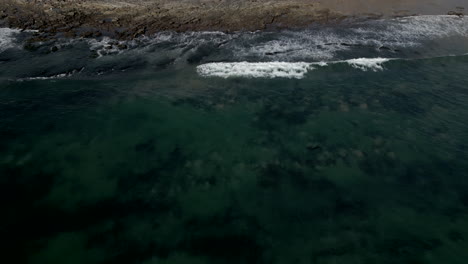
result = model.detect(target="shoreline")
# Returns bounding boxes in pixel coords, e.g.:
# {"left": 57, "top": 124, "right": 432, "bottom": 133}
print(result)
{"left": 1, "top": 0, "right": 346, "bottom": 40}
{"left": 0, "top": 0, "right": 465, "bottom": 42}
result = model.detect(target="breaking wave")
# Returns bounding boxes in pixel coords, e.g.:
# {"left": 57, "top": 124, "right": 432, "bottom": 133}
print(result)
{"left": 345, "top": 58, "right": 391, "bottom": 71}
{"left": 0, "top": 28, "right": 22, "bottom": 53}
{"left": 1, "top": 15, "right": 467, "bottom": 80}
{"left": 197, "top": 58, "right": 393, "bottom": 78}
{"left": 197, "top": 62, "right": 314, "bottom": 79}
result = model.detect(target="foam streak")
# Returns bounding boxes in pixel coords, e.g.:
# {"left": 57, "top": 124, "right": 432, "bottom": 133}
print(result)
{"left": 197, "top": 62, "right": 313, "bottom": 79}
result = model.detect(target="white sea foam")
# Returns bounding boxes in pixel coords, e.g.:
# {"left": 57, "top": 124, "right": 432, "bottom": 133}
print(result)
{"left": 231, "top": 15, "right": 468, "bottom": 61}
{"left": 197, "top": 57, "right": 393, "bottom": 78}
{"left": 234, "top": 30, "right": 346, "bottom": 61}
{"left": 17, "top": 73, "right": 70, "bottom": 81}
{"left": 197, "top": 62, "right": 314, "bottom": 79}
{"left": 345, "top": 58, "right": 391, "bottom": 71}
{"left": 0, "top": 28, "right": 21, "bottom": 53}
{"left": 88, "top": 37, "right": 128, "bottom": 58}
{"left": 313, "top": 61, "right": 329, "bottom": 67}
{"left": 393, "top": 15, "right": 468, "bottom": 38}
{"left": 17, "top": 68, "right": 83, "bottom": 81}
{"left": 352, "top": 15, "right": 468, "bottom": 48}
{"left": 79, "top": 15, "right": 467, "bottom": 64}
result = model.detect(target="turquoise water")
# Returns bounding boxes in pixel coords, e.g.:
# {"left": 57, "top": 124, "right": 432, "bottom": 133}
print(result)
{"left": 1, "top": 16, "right": 468, "bottom": 264}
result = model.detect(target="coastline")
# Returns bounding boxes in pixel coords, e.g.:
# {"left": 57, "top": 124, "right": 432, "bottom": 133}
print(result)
{"left": 1, "top": 0, "right": 345, "bottom": 40}
{"left": 0, "top": 0, "right": 465, "bottom": 42}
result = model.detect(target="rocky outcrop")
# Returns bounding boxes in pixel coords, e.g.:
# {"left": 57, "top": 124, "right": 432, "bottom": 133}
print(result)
{"left": 1, "top": 0, "right": 347, "bottom": 40}
{"left": 2, "top": 0, "right": 464, "bottom": 41}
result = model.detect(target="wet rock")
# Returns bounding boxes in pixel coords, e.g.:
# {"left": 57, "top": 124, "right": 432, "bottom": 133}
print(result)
{"left": 23, "top": 42, "right": 40, "bottom": 51}
{"left": 447, "top": 11, "right": 464, "bottom": 17}
{"left": 89, "top": 50, "right": 100, "bottom": 58}
{"left": 63, "top": 31, "right": 77, "bottom": 38}
{"left": 2, "top": 0, "right": 348, "bottom": 40}
{"left": 117, "top": 44, "right": 128, "bottom": 50}
{"left": 80, "top": 31, "right": 94, "bottom": 38}
{"left": 133, "top": 27, "right": 146, "bottom": 38}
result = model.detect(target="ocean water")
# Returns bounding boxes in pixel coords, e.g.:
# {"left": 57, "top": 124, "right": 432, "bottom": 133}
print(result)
{"left": 1, "top": 15, "right": 468, "bottom": 264}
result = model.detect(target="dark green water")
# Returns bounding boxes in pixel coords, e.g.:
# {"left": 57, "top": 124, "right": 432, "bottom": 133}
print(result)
{"left": 1, "top": 16, "right": 468, "bottom": 264}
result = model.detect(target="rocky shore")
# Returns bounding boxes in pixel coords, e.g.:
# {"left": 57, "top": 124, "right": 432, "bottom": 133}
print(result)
{"left": 0, "top": 0, "right": 465, "bottom": 41}
{"left": 1, "top": 0, "right": 347, "bottom": 39}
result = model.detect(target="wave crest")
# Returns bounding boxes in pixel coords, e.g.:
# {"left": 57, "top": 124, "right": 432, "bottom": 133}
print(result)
{"left": 197, "top": 58, "right": 392, "bottom": 78}
{"left": 345, "top": 58, "right": 391, "bottom": 71}
{"left": 197, "top": 62, "right": 313, "bottom": 79}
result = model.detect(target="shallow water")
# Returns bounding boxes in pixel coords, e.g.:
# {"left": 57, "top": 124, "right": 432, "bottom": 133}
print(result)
{"left": 1, "top": 15, "right": 468, "bottom": 264}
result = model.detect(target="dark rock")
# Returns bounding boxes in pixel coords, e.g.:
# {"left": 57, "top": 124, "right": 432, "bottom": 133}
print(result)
{"left": 23, "top": 42, "right": 39, "bottom": 51}
{"left": 63, "top": 30, "right": 77, "bottom": 38}
{"left": 117, "top": 44, "right": 128, "bottom": 50}
{"left": 447, "top": 11, "right": 464, "bottom": 17}
{"left": 80, "top": 31, "right": 94, "bottom": 38}
{"left": 379, "top": 46, "right": 391, "bottom": 50}
{"left": 133, "top": 27, "right": 146, "bottom": 38}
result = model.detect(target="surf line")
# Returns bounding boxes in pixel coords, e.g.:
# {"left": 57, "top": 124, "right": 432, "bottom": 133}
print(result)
{"left": 197, "top": 58, "right": 392, "bottom": 79}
